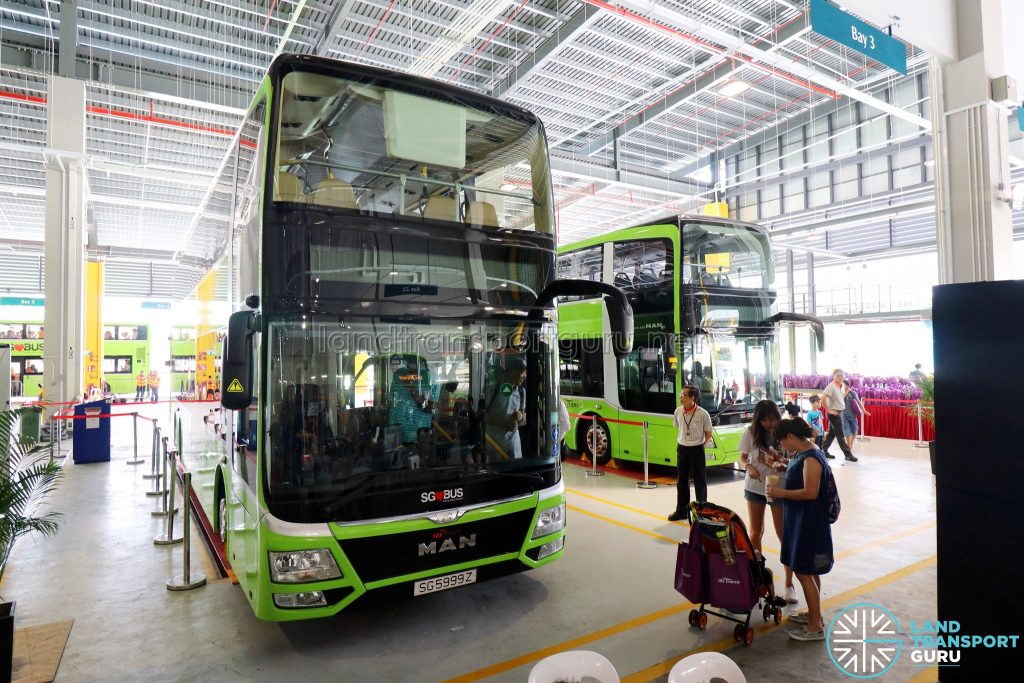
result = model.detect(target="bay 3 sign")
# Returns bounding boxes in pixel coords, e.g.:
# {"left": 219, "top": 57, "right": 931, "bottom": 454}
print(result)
{"left": 810, "top": 0, "right": 907, "bottom": 75}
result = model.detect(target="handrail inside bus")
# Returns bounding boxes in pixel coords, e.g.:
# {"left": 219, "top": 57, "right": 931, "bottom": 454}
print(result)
{"left": 279, "top": 158, "right": 534, "bottom": 203}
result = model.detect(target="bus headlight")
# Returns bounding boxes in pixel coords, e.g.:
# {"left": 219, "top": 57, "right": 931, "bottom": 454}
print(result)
{"left": 273, "top": 591, "right": 328, "bottom": 608}
{"left": 269, "top": 549, "right": 342, "bottom": 583}
{"left": 532, "top": 503, "right": 565, "bottom": 539}
{"left": 536, "top": 536, "right": 564, "bottom": 560}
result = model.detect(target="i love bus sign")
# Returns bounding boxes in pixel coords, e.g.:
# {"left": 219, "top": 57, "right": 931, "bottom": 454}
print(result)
{"left": 810, "top": 0, "right": 907, "bottom": 75}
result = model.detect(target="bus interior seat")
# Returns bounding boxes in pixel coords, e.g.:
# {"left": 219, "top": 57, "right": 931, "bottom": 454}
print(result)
{"left": 277, "top": 172, "right": 306, "bottom": 203}
{"left": 311, "top": 177, "right": 357, "bottom": 209}
{"left": 466, "top": 201, "right": 499, "bottom": 228}
{"left": 638, "top": 268, "right": 658, "bottom": 285}
{"left": 613, "top": 272, "right": 631, "bottom": 288}
{"left": 424, "top": 196, "right": 458, "bottom": 222}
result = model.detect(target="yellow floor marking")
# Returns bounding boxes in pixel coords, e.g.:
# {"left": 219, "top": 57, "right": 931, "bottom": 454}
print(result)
{"left": 568, "top": 487, "right": 690, "bottom": 528}
{"left": 568, "top": 505, "right": 678, "bottom": 544}
{"left": 444, "top": 554, "right": 937, "bottom": 683}
{"left": 620, "top": 555, "right": 938, "bottom": 683}
{"left": 835, "top": 520, "right": 936, "bottom": 560}
{"left": 440, "top": 602, "right": 696, "bottom": 683}
{"left": 568, "top": 488, "right": 781, "bottom": 555}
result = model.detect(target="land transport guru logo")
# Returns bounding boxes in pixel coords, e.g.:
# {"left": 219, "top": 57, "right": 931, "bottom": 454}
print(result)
{"left": 827, "top": 603, "right": 903, "bottom": 678}
{"left": 827, "top": 602, "right": 1021, "bottom": 678}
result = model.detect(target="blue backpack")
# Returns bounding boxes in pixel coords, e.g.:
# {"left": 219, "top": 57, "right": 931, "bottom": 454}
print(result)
{"left": 823, "top": 462, "right": 841, "bottom": 524}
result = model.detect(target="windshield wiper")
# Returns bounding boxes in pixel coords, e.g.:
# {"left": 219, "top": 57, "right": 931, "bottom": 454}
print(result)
{"left": 322, "top": 473, "right": 375, "bottom": 517}
{"left": 454, "top": 469, "right": 546, "bottom": 488}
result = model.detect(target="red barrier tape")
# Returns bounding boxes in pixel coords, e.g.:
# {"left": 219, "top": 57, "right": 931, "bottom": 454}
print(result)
{"left": 52, "top": 412, "right": 144, "bottom": 420}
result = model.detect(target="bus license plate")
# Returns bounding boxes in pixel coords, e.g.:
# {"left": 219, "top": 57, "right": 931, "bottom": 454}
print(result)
{"left": 413, "top": 569, "right": 477, "bottom": 596}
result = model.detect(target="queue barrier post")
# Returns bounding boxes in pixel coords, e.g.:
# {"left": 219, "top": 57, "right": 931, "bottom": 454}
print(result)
{"left": 127, "top": 412, "right": 145, "bottom": 464}
{"left": 856, "top": 406, "right": 871, "bottom": 442}
{"left": 154, "top": 449, "right": 183, "bottom": 545}
{"left": 53, "top": 411, "right": 66, "bottom": 460}
{"left": 143, "top": 420, "right": 161, "bottom": 480}
{"left": 146, "top": 434, "right": 169, "bottom": 498}
{"left": 151, "top": 435, "right": 179, "bottom": 516}
{"left": 585, "top": 414, "right": 603, "bottom": 478}
{"left": 636, "top": 420, "right": 657, "bottom": 489}
{"left": 913, "top": 402, "right": 929, "bottom": 449}
{"left": 167, "top": 470, "right": 207, "bottom": 591}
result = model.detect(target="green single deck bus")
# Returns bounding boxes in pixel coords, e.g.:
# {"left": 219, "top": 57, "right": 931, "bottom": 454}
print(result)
{"left": 102, "top": 323, "right": 150, "bottom": 395}
{"left": 170, "top": 325, "right": 197, "bottom": 396}
{"left": 557, "top": 216, "right": 821, "bottom": 468}
{"left": 179, "top": 55, "right": 630, "bottom": 621}
{"left": 0, "top": 322, "right": 45, "bottom": 398}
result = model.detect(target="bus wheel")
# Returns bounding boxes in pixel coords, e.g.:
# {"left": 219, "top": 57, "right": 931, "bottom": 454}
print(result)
{"left": 217, "top": 492, "right": 228, "bottom": 545}
{"left": 580, "top": 418, "right": 611, "bottom": 466}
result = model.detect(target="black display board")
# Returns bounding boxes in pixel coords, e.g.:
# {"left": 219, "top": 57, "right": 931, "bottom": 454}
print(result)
{"left": 933, "top": 280, "right": 1024, "bottom": 680}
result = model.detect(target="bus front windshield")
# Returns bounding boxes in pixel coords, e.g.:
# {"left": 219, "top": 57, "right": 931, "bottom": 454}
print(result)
{"left": 273, "top": 69, "right": 554, "bottom": 233}
{"left": 685, "top": 333, "right": 781, "bottom": 413}
{"left": 264, "top": 317, "right": 558, "bottom": 521}
{"left": 682, "top": 222, "right": 774, "bottom": 289}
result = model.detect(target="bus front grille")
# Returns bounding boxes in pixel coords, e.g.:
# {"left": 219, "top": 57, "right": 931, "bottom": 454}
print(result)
{"left": 337, "top": 509, "right": 535, "bottom": 583}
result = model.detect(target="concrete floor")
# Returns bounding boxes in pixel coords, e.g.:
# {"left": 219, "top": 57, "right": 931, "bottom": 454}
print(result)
{"left": 3, "top": 405, "right": 938, "bottom": 682}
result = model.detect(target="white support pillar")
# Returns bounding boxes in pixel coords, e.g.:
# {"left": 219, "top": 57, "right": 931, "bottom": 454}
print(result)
{"left": 933, "top": 0, "right": 1015, "bottom": 284}
{"left": 43, "top": 75, "right": 87, "bottom": 406}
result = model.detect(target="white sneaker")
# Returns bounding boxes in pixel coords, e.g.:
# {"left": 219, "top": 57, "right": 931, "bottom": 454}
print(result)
{"left": 784, "top": 585, "right": 799, "bottom": 604}
{"left": 788, "top": 610, "right": 810, "bottom": 624}
{"left": 788, "top": 626, "right": 826, "bottom": 641}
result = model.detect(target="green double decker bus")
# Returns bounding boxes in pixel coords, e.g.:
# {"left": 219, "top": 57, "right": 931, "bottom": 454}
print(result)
{"left": 102, "top": 323, "right": 150, "bottom": 395}
{"left": 181, "top": 55, "right": 630, "bottom": 621}
{"left": 170, "top": 325, "right": 197, "bottom": 396}
{"left": 1, "top": 321, "right": 45, "bottom": 398}
{"left": 557, "top": 216, "right": 821, "bottom": 468}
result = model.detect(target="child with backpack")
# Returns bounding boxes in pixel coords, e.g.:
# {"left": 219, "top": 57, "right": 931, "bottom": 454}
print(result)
{"left": 765, "top": 417, "right": 839, "bottom": 642}
{"left": 806, "top": 395, "right": 825, "bottom": 450}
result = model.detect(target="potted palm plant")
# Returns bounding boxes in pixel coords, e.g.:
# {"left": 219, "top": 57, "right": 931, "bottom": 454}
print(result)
{"left": 908, "top": 375, "right": 935, "bottom": 474}
{"left": 0, "top": 406, "right": 63, "bottom": 681}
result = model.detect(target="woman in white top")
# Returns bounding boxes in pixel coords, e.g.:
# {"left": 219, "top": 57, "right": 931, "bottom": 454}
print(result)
{"left": 739, "top": 399, "right": 797, "bottom": 604}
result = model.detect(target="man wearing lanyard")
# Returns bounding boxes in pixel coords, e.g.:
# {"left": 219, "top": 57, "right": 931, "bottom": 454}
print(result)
{"left": 668, "top": 385, "right": 713, "bottom": 522}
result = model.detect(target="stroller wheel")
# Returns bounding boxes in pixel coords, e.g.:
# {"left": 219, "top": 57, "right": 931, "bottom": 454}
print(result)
{"left": 743, "top": 626, "right": 755, "bottom": 645}
{"left": 762, "top": 604, "right": 772, "bottom": 622}
{"left": 733, "top": 624, "right": 745, "bottom": 642}
{"left": 688, "top": 609, "right": 699, "bottom": 627}
{"left": 698, "top": 612, "right": 708, "bottom": 630}
{"left": 773, "top": 606, "right": 783, "bottom": 625}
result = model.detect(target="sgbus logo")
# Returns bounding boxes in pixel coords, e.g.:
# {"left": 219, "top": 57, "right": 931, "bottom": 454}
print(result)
{"left": 421, "top": 487, "right": 464, "bottom": 504}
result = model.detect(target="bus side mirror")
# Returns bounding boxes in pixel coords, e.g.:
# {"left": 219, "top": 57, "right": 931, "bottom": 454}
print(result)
{"left": 760, "top": 312, "right": 825, "bottom": 352}
{"left": 533, "top": 279, "right": 634, "bottom": 359}
{"left": 221, "top": 310, "right": 257, "bottom": 411}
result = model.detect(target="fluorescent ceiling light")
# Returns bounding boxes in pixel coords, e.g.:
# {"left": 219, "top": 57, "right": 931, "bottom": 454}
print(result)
{"left": 718, "top": 80, "right": 751, "bottom": 98}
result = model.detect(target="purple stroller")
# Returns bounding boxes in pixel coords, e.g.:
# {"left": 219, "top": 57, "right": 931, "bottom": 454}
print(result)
{"left": 674, "top": 501, "right": 784, "bottom": 645}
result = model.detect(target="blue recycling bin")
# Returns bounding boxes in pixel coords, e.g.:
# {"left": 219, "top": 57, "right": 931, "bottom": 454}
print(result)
{"left": 73, "top": 399, "right": 111, "bottom": 464}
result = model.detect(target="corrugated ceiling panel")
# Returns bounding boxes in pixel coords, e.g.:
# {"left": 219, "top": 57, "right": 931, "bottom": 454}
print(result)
{"left": 0, "top": 253, "right": 44, "bottom": 294}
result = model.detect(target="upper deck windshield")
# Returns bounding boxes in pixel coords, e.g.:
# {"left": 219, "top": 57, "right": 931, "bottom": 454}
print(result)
{"left": 263, "top": 317, "right": 559, "bottom": 523}
{"left": 681, "top": 221, "right": 774, "bottom": 290}
{"left": 273, "top": 68, "right": 553, "bottom": 233}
